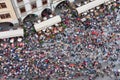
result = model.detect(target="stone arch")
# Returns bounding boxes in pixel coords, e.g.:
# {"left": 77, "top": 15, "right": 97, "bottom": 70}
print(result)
{"left": 54, "top": 0, "right": 69, "bottom": 14}
{"left": 53, "top": 0, "right": 66, "bottom": 10}
{"left": 0, "top": 22, "right": 14, "bottom": 31}
{"left": 41, "top": 8, "right": 52, "bottom": 18}
{"left": 23, "top": 14, "right": 38, "bottom": 24}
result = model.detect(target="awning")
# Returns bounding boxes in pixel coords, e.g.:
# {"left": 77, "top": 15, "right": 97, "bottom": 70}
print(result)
{"left": 34, "top": 15, "right": 61, "bottom": 32}
{"left": 76, "top": 0, "right": 110, "bottom": 14}
{"left": 0, "top": 28, "right": 24, "bottom": 39}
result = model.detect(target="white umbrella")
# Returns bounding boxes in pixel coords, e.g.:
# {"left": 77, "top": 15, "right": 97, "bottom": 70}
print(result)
{"left": 84, "top": 2, "right": 87, "bottom": 4}
{"left": 1, "top": 43, "right": 3, "bottom": 46}
{"left": 49, "top": 26, "right": 52, "bottom": 29}
{"left": 10, "top": 39, "right": 14, "bottom": 43}
{"left": 77, "top": 3, "right": 81, "bottom": 7}
{"left": 108, "top": 1, "right": 111, "bottom": 4}
{"left": 81, "top": 18, "right": 86, "bottom": 22}
{"left": 49, "top": 15, "right": 53, "bottom": 18}
{"left": 96, "top": 6, "right": 100, "bottom": 9}
{"left": 96, "top": 17, "right": 99, "bottom": 19}
{"left": 38, "top": 20, "right": 41, "bottom": 23}
{"left": 55, "top": 24, "right": 59, "bottom": 27}
{"left": 18, "top": 38, "right": 22, "bottom": 42}
{"left": 43, "top": 17, "right": 47, "bottom": 20}
{"left": 42, "top": 29, "right": 46, "bottom": 32}
{"left": 118, "top": 69, "right": 120, "bottom": 72}
{"left": 90, "top": 9, "right": 94, "bottom": 12}
{"left": 84, "top": 12, "right": 87, "bottom": 15}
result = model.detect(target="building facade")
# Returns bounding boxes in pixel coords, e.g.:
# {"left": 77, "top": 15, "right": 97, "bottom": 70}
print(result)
{"left": 11, "top": 0, "right": 74, "bottom": 21}
{"left": 0, "top": 0, "right": 75, "bottom": 25}
{"left": 0, "top": 0, "right": 112, "bottom": 24}
{"left": 0, "top": 0, "right": 18, "bottom": 23}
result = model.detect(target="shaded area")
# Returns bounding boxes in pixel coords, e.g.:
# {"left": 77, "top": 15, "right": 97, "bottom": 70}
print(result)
{"left": 74, "top": 0, "right": 93, "bottom": 7}
{"left": 0, "top": 22, "right": 14, "bottom": 31}
{"left": 23, "top": 14, "right": 38, "bottom": 25}
{"left": 41, "top": 8, "right": 52, "bottom": 18}
{"left": 54, "top": 1, "right": 70, "bottom": 15}
{"left": 74, "top": 0, "right": 85, "bottom": 3}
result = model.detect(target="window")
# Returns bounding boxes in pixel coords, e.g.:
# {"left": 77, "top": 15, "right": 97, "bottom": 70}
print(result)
{"left": 6, "top": 13, "right": 11, "bottom": 18}
{"left": 42, "top": 0, "right": 48, "bottom": 5}
{"left": 0, "top": 3, "right": 7, "bottom": 9}
{"left": 31, "top": 2, "right": 37, "bottom": 9}
{"left": 0, "top": 14, "right": 4, "bottom": 19}
{"left": 0, "top": 13, "right": 11, "bottom": 19}
{"left": 17, "top": 0, "right": 23, "bottom": 3}
{"left": 20, "top": 6, "right": 26, "bottom": 13}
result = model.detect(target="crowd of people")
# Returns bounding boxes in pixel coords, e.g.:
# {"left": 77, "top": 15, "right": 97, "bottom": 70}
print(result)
{"left": 0, "top": 0, "right": 120, "bottom": 80}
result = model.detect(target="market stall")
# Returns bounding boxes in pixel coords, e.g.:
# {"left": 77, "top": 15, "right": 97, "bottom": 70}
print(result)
{"left": 76, "top": 0, "right": 110, "bottom": 14}
{"left": 34, "top": 15, "right": 61, "bottom": 32}
{"left": 0, "top": 28, "right": 24, "bottom": 39}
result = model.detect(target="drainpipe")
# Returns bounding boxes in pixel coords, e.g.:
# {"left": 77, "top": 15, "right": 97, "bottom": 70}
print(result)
{"left": 11, "top": 0, "right": 24, "bottom": 27}
{"left": 50, "top": 0, "right": 54, "bottom": 11}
